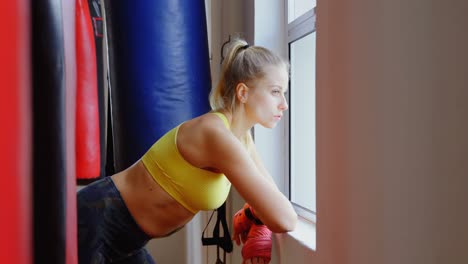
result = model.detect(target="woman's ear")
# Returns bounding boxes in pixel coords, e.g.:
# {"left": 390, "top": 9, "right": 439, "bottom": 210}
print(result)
{"left": 236, "top": 83, "right": 249, "bottom": 103}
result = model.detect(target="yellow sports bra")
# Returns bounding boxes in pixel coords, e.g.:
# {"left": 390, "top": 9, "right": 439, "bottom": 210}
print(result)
{"left": 141, "top": 112, "right": 232, "bottom": 214}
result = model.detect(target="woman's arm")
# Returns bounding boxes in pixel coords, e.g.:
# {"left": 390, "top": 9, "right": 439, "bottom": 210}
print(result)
{"left": 204, "top": 125, "right": 297, "bottom": 233}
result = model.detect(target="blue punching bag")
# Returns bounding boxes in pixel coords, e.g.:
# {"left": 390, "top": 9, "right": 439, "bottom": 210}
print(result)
{"left": 104, "top": 0, "right": 211, "bottom": 172}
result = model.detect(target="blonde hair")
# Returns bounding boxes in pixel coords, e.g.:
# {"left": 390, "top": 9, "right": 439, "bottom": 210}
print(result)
{"left": 209, "top": 38, "right": 288, "bottom": 149}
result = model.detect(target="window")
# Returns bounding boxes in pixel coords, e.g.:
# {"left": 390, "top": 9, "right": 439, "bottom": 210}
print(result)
{"left": 286, "top": 2, "right": 316, "bottom": 221}
{"left": 288, "top": 0, "right": 316, "bottom": 23}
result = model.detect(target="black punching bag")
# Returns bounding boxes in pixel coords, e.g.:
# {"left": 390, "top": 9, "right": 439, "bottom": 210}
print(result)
{"left": 32, "top": 0, "right": 78, "bottom": 263}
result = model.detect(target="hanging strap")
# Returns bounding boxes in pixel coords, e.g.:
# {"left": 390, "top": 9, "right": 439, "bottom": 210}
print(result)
{"left": 201, "top": 202, "right": 233, "bottom": 253}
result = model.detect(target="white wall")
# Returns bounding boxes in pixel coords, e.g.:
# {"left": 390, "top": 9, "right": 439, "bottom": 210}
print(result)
{"left": 251, "top": 0, "right": 288, "bottom": 194}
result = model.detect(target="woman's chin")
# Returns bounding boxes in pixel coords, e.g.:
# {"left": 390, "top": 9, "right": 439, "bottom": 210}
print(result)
{"left": 260, "top": 122, "right": 278, "bottom": 129}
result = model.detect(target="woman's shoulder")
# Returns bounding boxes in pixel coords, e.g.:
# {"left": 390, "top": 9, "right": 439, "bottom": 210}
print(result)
{"left": 176, "top": 112, "right": 236, "bottom": 168}
{"left": 185, "top": 112, "right": 229, "bottom": 133}
{"left": 178, "top": 112, "right": 232, "bottom": 147}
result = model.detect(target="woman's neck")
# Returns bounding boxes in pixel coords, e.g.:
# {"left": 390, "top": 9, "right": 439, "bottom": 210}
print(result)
{"left": 218, "top": 108, "right": 254, "bottom": 140}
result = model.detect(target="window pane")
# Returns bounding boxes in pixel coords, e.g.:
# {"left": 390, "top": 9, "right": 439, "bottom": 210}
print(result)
{"left": 290, "top": 32, "right": 316, "bottom": 212}
{"left": 288, "top": 0, "right": 315, "bottom": 23}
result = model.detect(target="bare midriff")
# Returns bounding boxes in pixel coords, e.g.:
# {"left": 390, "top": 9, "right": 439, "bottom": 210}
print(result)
{"left": 111, "top": 161, "right": 195, "bottom": 238}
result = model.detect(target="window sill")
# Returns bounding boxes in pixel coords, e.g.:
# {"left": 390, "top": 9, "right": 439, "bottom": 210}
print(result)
{"left": 273, "top": 217, "right": 316, "bottom": 263}
{"left": 289, "top": 217, "right": 316, "bottom": 250}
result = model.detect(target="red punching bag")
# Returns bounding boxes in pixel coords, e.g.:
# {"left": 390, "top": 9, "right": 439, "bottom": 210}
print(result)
{"left": 0, "top": 0, "right": 32, "bottom": 263}
{"left": 76, "top": 0, "right": 101, "bottom": 180}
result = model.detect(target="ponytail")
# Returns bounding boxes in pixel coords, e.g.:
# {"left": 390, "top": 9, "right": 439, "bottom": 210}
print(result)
{"left": 209, "top": 39, "right": 249, "bottom": 111}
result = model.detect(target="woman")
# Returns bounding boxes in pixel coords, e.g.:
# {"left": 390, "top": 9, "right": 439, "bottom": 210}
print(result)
{"left": 78, "top": 38, "right": 297, "bottom": 264}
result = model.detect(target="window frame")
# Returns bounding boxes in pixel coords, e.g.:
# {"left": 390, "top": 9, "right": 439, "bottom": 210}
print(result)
{"left": 285, "top": 6, "right": 317, "bottom": 222}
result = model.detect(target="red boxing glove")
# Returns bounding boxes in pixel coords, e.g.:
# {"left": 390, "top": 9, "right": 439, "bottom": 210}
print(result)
{"left": 241, "top": 224, "right": 273, "bottom": 263}
{"left": 233, "top": 204, "right": 253, "bottom": 245}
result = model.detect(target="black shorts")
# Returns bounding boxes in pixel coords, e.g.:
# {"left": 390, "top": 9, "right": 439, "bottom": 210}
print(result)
{"left": 77, "top": 177, "right": 155, "bottom": 264}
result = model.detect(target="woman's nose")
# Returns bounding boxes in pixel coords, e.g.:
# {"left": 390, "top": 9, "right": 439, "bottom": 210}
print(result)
{"left": 279, "top": 95, "right": 288, "bottom": 111}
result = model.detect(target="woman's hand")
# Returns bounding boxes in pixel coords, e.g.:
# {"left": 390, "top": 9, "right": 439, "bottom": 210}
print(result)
{"left": 241, "top": 224, "right": 272, "bottom": 264}
{"left": 243, "top": 257, "right": 270, "bottom": 264}
{"left": 232, "top": 204, "right": 253, "bottom": 245}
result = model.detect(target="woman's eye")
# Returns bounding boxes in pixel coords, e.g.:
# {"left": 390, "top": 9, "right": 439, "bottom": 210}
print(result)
{"left": 272, "top": 90, "right": 281, "bottom": 94}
